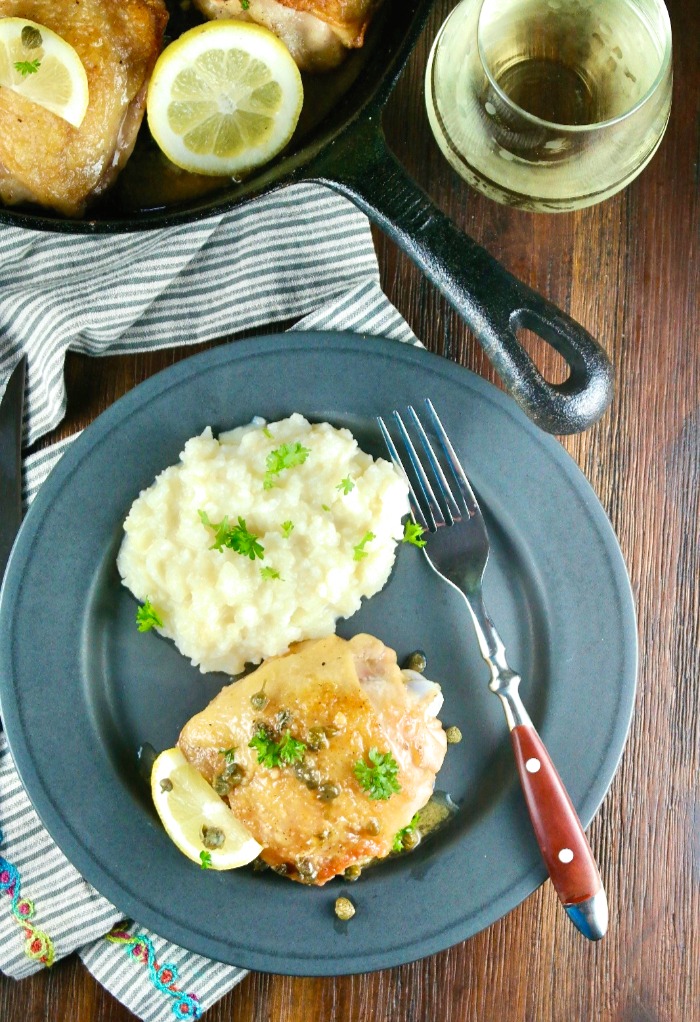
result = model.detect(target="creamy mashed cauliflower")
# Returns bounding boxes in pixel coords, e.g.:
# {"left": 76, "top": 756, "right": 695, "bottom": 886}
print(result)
{"left": 118, "top": 414, "right": 410, "bottom": 675}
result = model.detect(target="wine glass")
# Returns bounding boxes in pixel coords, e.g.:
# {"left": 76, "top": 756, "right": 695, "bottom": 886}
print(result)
{"left": 425, "top": 0, "right": 673, "bottom": 211}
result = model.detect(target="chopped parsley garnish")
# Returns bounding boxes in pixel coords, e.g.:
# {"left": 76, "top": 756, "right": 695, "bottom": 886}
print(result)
{"left": 199, "top": 510, "right": 264, "bottom": 560}
{"left": 403, "top": 521, "right": 427, "bottom": 548}
{"left": 354, "top": 748, "right": 401, "bottom": 800}
{"left": 199, "top": 850, "right": 212, "bottom": 870}
{"left": 262, "top": 426, "right": 273, "bottom": 439}
{"left": 249, "top": 728, "right": 306, "bottom": 768}
{"left": 281, "top": 520, "right": 294, "bottom": 537}
{"left": 278, "top": 731, "right": 306, "bottom": 765}
{"left": 219, "top": 747, "right": 236, "bottom": 768}
{"left": 14, "top": 59, "right": 40, "bottom": 76}
{"left": 260, "top": 566, "right": 282, "bottom": 581}
{"left": 336, "top": 477, "right": 355, "bottom": 495}
{"left": 392, "top": 813, "right": 420, "bottom": 853}
{"left": 321, "top": 504, "right": 331, "bottom": 512}
{"left": 136, "top": 599, "right": 163, "bottom": 632}
{"left": 353, "top": 531, "right": 375, "bottom": 560}
{"left": 240, "top": 0, "right": 250, "bottom": 8}
{"left": 263, "top": 442, "right": 310, "bottom": 489}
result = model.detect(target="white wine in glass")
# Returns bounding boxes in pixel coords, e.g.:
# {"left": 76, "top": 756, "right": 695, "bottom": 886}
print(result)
{"left": 425, "top": 0, "right": 673, "bottom": 211}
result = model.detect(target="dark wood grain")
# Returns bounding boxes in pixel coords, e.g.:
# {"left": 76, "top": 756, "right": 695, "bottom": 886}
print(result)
{"left": 3, "top": 0, "right": 699, "bottom": 1018}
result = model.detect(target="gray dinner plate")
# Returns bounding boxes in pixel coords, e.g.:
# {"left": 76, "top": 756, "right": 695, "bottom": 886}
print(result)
{"left": 0, "top": 333, "right": 637, "bottom": 974}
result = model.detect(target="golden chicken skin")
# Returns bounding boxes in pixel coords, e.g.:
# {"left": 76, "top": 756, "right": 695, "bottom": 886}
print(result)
{"left": 193, "top": 0, "right": 381, "bottom": 72}
{"left": 0, "top": 0, "right": 168, "bottom": 216}
{"left": 178, "top": 634, "right": 448, "bottom": 884}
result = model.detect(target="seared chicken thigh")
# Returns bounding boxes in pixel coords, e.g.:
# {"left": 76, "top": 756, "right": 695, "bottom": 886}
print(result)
{"left": 0, "top": 0, "right": 168, "bottom": 215}
{"left": 193, "top": 0, "right": 379, "bottom": 71}
{"left": 179, "top": 634, "right": 448, "bottom": 884}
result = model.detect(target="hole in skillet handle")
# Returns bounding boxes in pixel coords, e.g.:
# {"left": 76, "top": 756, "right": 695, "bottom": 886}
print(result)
{"left": 513, "top": 326, "right": 570, "bottom": 386}
{"left": 505, "top": 305, "right": 615, "bottom": 435}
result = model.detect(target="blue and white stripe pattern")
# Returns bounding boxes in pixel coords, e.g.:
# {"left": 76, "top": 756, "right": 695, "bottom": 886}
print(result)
{"left": 0, "top": 183, "right": 380, "bottom": 447}
{"left": 0, "top": 188, "right": 418, "bottom": 1020}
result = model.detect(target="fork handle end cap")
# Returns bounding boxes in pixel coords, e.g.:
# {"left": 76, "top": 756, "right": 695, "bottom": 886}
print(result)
{"left": 564, "top": 887, "right": 608, "bottom": 941}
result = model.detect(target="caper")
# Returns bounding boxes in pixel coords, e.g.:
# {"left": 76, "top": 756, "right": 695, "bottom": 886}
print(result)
{"left": 403, "top": 650, "right": 427, "bottom": 673}
{"left": 307, "top": 726, "right": 330, "bottom": 751}
{"left": 201, "top": 825, "right": 225, "bottom": 850}
{"left": 343, "top": 864, "right": 362, "bottom": 882}
{"left": 296, "top": 858, "right": 318, "bottom": 882}
{"left": 402, "top": 829, "right": 421, "bottom": 851}
{"left": 275, "top": 708, "right": 292, "bottom": 731}
{"left": 445, "top": 725, "right": 463, "bottom": 744}
{"left": 364, "top": 817, "right": 381, "bottom": 836}
{"left": 250, "top": 690, "right": 269, "bottom": 711}
{"left": 318, "top": 781, "right": 340, "bottom": 801}
{"left": 214, "top": 762, "right": 244, "bottom": 795}
{"left": 271, "top": 863, "right": 289, "bottom": 876}
{"left": 294, "top": 763, "right": 321, "bottom": 790}
{"left": 334, "top": 896, "right": 355, "bottom": 921}
{"left": 21, "top": 25, "right": 42, "bottom": 49}
{"left": 225, "top": 762, "right": 244, "bottom": 785}
{"left": 252, "top": 856, "right": 270, "bottom": 872}
{"left": 212, "top": 774, "right": 231, "bottom": 796}
{"left": 159, "top": 777, "right": 173, "bottom": 793}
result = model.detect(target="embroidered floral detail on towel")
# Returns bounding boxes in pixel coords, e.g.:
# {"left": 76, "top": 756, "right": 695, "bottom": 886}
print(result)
{"left": 0, "top": 829, "right": 55, "bottom": 967}
{"left": 106, "top": 926, "right": 202, "bottom": 1019}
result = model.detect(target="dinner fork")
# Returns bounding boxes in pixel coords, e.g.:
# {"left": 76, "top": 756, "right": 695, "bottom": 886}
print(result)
{"left": 378, "top": 400, "right": 608, "bottom": 941}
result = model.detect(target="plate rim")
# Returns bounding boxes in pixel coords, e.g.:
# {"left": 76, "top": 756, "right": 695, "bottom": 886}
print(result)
{"left": 0, "top": 332, "right": 638, "bottom": 973}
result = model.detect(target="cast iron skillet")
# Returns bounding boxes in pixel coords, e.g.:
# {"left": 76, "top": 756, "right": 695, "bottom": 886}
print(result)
{"left": 0, "top": 0, "right": 613, "bottom": 435}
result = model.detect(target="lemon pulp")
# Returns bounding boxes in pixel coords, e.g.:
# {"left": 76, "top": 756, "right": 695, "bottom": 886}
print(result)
{"left": 147, "top": 22, "right": 303, "bottom": 176}
{"left": 151, "top": 747, "right": 262, "bottom": 870}
{"left": 0, "top": 18, "right": 88, "bottom": 127}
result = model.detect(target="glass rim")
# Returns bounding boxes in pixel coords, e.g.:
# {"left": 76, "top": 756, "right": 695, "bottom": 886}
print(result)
{"left": 475, "top": 0, "right": 673, "bottom": 133}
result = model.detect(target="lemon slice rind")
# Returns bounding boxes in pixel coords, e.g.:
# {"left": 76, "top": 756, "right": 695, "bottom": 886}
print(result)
{"left": 151, "top": 747, "right": 262, "bottom": 870}
{"left": 146, "top": 21, "right": 303, "bottom": 177}
{"left": 0, "top": 18, "right": 88, "bottom": 128}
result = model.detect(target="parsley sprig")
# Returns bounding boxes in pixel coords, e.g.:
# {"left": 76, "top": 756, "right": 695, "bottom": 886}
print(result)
{"left": 354, "top": 748, "right": 401, "bottom": 800}
{"left": 281, "top": 520, "right": 294, "bottom": 537}
{"left": 402, "top": 521, "right": 427, "bottom": 548}
{"left": 249, "top": 728, "right": 306, "bottom": 768}
{"left": 199, "top": 850, "right": 212, "bottom": 870}
{"left": 392, "top": 813, "right": 420, "bottom": 853}
{"left": 219, "top": 746, "right": 237, "bottom": 768}
{"left": 353, "top": 531, "right": 375, "bottom": 561}
{"left": 336, "top": 477, "right": 355, "bottom": 495}
{"left": 14, "top": 59, "right": 40, "bottom": 76}
{"left": 199, "top": 511, "right": 265, "bottom": 560}
{"left": 136, "top": 599, "right": 163, "bottom": 632}
{"left": 263, "top": 442, "right": 310, "bottom": 489}
{"left": 260, "top": 566, "right": 282, "bottom": 581}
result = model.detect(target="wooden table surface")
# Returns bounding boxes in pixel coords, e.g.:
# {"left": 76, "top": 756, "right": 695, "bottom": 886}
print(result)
{"left": 2, "top": 0, "right": 698, "bottom": 1019}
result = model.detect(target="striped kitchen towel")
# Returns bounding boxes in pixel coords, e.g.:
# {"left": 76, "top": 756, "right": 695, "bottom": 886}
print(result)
{"left": 0, "top": 182, "right": 380, "bottom": 447}
{"left": 0, "top": 197, "right": 419, "bottom": 1021}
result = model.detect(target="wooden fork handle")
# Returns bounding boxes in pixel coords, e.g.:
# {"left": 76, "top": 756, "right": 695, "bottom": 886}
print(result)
{"left": 510, "top": 724, "right": 608, "bottom": 937}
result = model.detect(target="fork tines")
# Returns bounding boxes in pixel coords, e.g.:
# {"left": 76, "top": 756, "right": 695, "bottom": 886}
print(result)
{"left": 377, "top": 399, "right": 479, "bottom": 533}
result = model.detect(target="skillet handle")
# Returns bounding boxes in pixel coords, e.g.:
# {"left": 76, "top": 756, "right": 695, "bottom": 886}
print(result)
{"left": 307, "top": 118, "right": 613, "bottom": 435}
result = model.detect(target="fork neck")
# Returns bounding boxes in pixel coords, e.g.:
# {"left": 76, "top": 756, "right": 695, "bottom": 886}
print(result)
{"left": 466, "top": 589, "right": 533, "bottom": 730}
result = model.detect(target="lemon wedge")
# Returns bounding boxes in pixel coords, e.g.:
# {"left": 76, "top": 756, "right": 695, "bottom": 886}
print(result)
{"left": 151, "top": 747, "right": 262, "bottom": 870}
{"left": 146, "top": 21, "right": 303, "bottom": 176}
{"left": 0, "top": 18, "right": 89, "bottom": 128}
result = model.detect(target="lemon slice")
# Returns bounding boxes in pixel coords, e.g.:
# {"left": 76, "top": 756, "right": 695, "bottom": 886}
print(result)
{"left": 0, "top": 18, "right": 89, "bottom": 128}
{"left": 151, "top": 747, "right": 262, "bottom": 870}
{"left": 146, "top": 21, "right": 303, "bottom": 176}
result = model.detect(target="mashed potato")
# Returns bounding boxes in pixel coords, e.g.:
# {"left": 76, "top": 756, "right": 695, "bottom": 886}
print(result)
{"left": 118, "top": 414, "right": 410, "bottom": 675}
